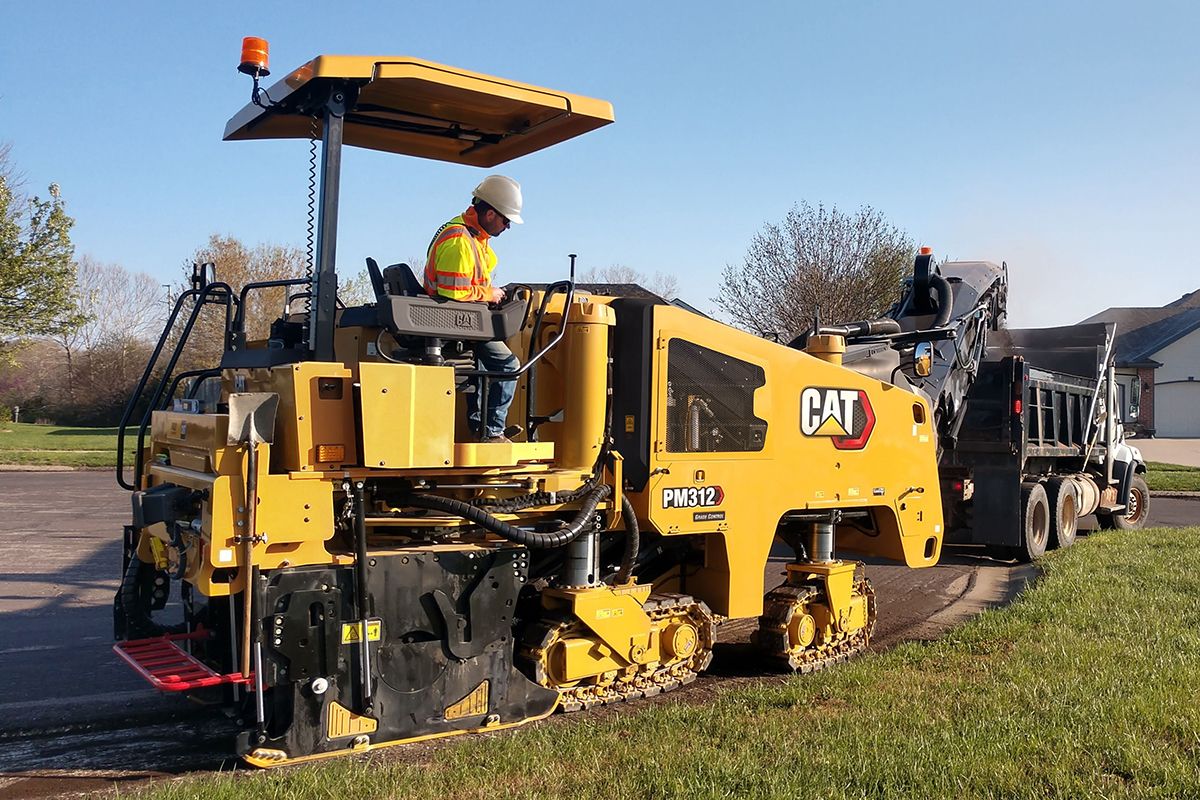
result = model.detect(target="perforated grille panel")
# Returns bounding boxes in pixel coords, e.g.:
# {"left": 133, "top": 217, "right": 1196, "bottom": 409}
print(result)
{"left": 407, "top": 305, "right": 486, "bottom": 333}
{"left": 666, "top": 339, "right": 767, "bottom": 452}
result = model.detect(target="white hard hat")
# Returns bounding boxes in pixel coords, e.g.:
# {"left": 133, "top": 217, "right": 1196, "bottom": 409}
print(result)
{"left": 472, "top": 174, "right": 523, "bottom": 224}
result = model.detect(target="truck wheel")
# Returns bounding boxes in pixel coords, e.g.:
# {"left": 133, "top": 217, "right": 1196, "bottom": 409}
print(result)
{"left": 1046, "top": 478, "right": 1078, "bottom": 549}
{"left": 1110, "top": 474, "right": 1150, "bottom": 531}
{"left": 1013, "top": 483, "right": 1049, "bottom": 562}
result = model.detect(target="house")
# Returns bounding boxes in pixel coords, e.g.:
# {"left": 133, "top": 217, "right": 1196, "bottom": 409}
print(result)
{"left": 1081, "top": 289, "right": 1200, "bottom": 437}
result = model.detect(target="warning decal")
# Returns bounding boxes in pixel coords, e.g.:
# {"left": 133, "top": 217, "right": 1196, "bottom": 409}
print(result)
{"left": 341, "top": 619, "right": 382, "bottom": 644}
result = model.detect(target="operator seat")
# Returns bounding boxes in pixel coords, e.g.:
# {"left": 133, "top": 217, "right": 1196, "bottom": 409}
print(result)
{"left": 353, "top": 257, "right": 528, "bottom": 366}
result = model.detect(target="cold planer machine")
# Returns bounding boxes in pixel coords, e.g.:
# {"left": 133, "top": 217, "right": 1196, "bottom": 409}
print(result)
{"left": 112, "top": 44, "right": 944, "bottom": 766}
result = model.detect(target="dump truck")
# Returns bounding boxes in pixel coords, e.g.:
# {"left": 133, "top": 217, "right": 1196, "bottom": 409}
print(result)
{"left": 111, "top": 44, "right": 945, "bottom": 766}
{"left": 819, "top": 252, "right": 1149, "bottom": 561}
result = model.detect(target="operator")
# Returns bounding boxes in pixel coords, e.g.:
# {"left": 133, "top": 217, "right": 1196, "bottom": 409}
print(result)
{"left": 423, "top": 174, "right": 524, "bottom": 443}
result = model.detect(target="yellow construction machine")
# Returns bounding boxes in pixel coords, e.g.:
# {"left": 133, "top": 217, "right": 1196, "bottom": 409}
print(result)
{"left": 112, "top": 43, "right": 944, "bottom": 766}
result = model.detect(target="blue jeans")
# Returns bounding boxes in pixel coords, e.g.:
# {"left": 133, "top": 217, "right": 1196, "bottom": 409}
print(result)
{"left": 467, "top": 340, "right": 520, "bottom": 438}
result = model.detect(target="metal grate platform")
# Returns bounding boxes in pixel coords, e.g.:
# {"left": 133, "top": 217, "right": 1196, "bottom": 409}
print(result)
{"left": 114, "top": 630, "right": 251, "bottom": 692}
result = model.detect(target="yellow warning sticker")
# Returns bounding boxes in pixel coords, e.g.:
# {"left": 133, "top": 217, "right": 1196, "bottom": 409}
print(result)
{"left": 341, "top": 620, "right": 382, "bottom": 644}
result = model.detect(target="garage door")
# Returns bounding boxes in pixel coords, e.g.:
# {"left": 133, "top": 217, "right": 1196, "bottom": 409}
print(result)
{"left": 1155, "top": 381, "right": 1200, "bottom": 437}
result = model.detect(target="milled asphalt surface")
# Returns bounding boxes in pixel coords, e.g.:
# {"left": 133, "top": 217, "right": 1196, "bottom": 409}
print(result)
{"left": 0, "top": 470, "right": 1194, "bottom": 798}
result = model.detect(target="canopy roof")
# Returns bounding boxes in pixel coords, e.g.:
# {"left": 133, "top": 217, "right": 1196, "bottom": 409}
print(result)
{"left": 223, "top": 55, "right": 614, "bottom": 167}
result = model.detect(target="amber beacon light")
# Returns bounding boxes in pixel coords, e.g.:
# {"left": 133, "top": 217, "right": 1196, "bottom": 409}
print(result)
{"left": 238, "top": 37, "right": 271, "bottom": 77}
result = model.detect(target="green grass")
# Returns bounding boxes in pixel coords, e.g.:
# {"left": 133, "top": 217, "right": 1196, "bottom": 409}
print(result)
{"left": 116, "top": 527, "right": 1200, "bottom": 800}
{"left": 0, "top": 422, "right": 132, "bottom": 467}
{"left": 1146, "top": 462, "right": 1200, "bottom": 492}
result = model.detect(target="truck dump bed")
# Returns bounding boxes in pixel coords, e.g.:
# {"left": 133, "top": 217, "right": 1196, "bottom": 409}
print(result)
{"left": 943, "top": 322, "right": 1116, "bottom": 547}
{"left": 953, "top": 322, "right": 1114, "bottom": 466}
{"left": 983, "top": 323, "right": 1112, "bottom": 379}
{"left": 955, "top": 323, "right": 1111, "bottom": 456}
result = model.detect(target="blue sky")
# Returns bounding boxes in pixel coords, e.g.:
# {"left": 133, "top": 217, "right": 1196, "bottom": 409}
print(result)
{"left": 2, "top": 1, "right": 1197, "bottom": 327}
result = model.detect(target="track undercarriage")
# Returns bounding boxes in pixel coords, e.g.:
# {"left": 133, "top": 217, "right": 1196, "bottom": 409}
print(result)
{"left": 522, "top": 593, "right": 716, "bottom": 711}
{"left": 755, "top": 563, "right": 878, "bottom": 672}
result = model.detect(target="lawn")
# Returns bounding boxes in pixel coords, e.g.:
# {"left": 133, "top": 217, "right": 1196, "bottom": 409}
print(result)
{"left": 1145, "top": 461, "right": 1200, "bottom": 492}
{"left": 0, "top": 422, "right": 132, "bottom": 467}
{"left": 119, "top": 526, "right": 1200, "bottom": 800}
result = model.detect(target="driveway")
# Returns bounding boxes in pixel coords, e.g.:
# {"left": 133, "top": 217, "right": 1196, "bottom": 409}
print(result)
{"left": 1130, "top": 437, "right": 1200, "bottom": 467}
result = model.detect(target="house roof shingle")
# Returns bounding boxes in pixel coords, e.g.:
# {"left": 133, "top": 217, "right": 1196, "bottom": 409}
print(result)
{"left": 1078, "top": 306, "right": 1179, "bottom": 334}
{"left": 1108, "top": 307, "right": 1200, "bottom": 367}
{"left": 1166, "top": 288, "right": 1200, "bottom": 309}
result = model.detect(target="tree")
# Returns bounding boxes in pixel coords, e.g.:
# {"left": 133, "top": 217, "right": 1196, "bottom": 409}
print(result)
{"left": 580, "top": 264, "right": 679, "bottom": 299}
{"left": 0, "top": 337, "right": 66, "bottom": 423}
{"left": 714, "top": 202, "right": 914, "bottom": 341}
{"left": 339, "top": 267, "right": 374, "bottom": 307}
{"left": 0, "top": 163, "right": 83, "bottom": 343}
{"left": 178, "top": 234, "right": 309, "bottom": 368}
{"left": 53, "top": 256, "right": 164, "bottom": 406}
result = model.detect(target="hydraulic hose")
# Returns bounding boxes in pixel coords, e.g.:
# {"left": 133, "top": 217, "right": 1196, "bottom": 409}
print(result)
{"left": 404, "top": 484, "right": 611, "bottom": 549}
{"left": 929, "top": 274, "right": 954, "bottom": 328}
{"left": 832, "top": 318, "right": 903, "bottom": 338}
{"left": 788, "top": 318, "right": 902, "bottom": 349}
{"left": 470, "top": 482, "right": 596, "bottom": 512}
{"left": 614, "top": 494, "right": 640, "bottom": 584}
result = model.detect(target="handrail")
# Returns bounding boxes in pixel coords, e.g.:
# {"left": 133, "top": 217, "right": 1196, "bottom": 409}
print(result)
{"left": 465, "top": 280, "right": 574, "bottom": 440}
{"left": 234, "top": 278, "right": 313, "bottom": 336}
{"left": 116, "top": 287, "right": 200, "bottom": 489}
{"left": 116, "top": 283, "right": 236, "bottom": 490}
{"left": 133, "top": 285, "right": 236, "bottom": 484}
{"left": 522, "top": 281, "right": 571, "bottom": 440}
{"left": 459, "top": 280, "right": 575, "bottom": 381}
{"left": 164, "top": 368, "right": 223, "bottom": 406}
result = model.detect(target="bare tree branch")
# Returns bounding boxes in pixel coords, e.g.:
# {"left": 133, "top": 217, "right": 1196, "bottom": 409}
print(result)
{"left": 713, "top": 202, "right": 913, "bottom": 341}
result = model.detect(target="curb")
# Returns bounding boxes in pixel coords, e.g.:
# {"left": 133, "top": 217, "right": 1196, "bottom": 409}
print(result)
{"left": 0, "top": 465, "right": 79, "bottom": 472}
{"left": 1151, "top": 490, "right": 1200, "bottom": 500}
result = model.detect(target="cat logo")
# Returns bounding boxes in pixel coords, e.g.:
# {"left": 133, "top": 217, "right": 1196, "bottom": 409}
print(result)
{"left": 799, "top": 387, "right": 876, "bottom": 450}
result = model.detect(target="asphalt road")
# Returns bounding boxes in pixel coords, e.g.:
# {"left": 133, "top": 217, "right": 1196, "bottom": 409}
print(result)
{"left": 0, "top": 471, "right": 1194, "bottom": 797}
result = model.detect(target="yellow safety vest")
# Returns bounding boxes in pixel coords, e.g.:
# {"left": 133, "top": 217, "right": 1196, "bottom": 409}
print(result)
{"left": 422, "top": 207, "right": 498, "bottom": 302}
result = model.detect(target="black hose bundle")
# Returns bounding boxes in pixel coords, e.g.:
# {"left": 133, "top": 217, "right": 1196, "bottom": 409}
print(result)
{"left": 470, "top": 481, "right": 597, "bottom": 513}
{"left": 928, "top": 274, "right": 954, "bottom": 328}
{"left": 614, "top": 494, "right": 640, "bottom": 584}
{"left": 404, "top": 484, "right": 611, "bottom": 549}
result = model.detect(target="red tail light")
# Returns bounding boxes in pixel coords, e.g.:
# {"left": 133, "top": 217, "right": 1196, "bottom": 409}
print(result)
{"left": 1013, "top": 398, "right": 1023, "bottom": 414}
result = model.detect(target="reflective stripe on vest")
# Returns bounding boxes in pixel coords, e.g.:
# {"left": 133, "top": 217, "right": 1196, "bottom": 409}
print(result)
{"left": 423, "top": 218, "right": 486, "bottom": 297}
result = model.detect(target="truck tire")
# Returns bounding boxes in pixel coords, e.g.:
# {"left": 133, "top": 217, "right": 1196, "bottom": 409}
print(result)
{"left": 1013, "top": 482, "right": 1049, "bottom": 562}
{"left": 1046, "top": 478, "right": 1078, "bottom": 549}
{"left": 1099, "top": 473, "right": 1150, "bottom": 531}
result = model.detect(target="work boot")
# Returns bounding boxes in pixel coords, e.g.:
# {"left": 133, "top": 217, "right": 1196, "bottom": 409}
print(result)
{"left": 482, "top": 434, "right": 512, "bottom": 444}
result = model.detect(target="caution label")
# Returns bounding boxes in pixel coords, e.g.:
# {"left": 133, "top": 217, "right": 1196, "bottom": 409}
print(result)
{"left": 341, "top": 619, "right": 382, "bottom": 644}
